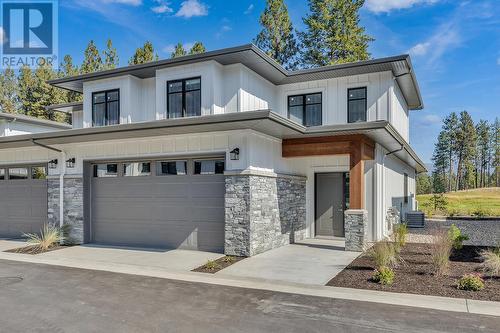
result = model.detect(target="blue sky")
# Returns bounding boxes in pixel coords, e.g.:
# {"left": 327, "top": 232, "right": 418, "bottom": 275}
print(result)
{"left": 36, "top": 1, "right": 500, "bottom": 163}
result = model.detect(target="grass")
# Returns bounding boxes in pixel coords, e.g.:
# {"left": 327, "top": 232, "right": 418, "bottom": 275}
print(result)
{"left": 417, "top": 187, "right": 500, "bottom": 217}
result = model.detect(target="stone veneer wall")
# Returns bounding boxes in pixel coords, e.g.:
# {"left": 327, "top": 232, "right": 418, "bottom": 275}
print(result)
{"left": 344, "top": 209, "right": 369, "bottom": 252}
{"left": 225, "top": 174, "right": 306, "bottom": 257}
{"left": 47, "top": 176, "right": 84, "bottom": 244}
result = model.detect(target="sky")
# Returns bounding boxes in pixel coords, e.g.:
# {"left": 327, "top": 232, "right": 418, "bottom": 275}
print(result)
{"left": 13, "top": 0, "right": 500, "bottom": 164}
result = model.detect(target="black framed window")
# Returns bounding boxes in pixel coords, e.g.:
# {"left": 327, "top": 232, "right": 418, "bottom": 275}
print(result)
{"left": 123, "top": 162, "right": 151, "bottom": 177}
{"left": 31, "top": 166, "right": 47, "bottom": 180}
{"left": 157, "top": 161, "right": 187, "bottom": 176}
{"left": 92, "top": 89, "right": 120, "bottom": 127}
{"left": 167, "top": 77, "right": 201, "bottom": 118}
{"left": 93, "top": 164, "right": 118, "bottom": 178}
{"left": 404, "top": 173, "right": 409, "bottom": 204}
{"left": 288, "top": 93, "right": 322, "bottom": 127}
{"left": 8, "top": 167, "right": 28, "bottom": 180}
{"left": 0, "top": 169, "right": 4, "bottom": 180}
{"left": 348, "top": 87, "right": 367, "bottom": 123}
{"left": 194, "top": 160, "right": 225, "bottom": 175}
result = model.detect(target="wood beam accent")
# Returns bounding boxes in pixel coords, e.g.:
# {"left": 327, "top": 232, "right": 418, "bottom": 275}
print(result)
{"left": 282, "top": 134, "right": 375, "bottom": 210}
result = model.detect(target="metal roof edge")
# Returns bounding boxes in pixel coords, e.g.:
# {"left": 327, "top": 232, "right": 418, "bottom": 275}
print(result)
{"left": 0, "top": 112, "right": 72, "bottom": 129}
{"left": 384, "top": 122, "right": 427, "bottom": 172}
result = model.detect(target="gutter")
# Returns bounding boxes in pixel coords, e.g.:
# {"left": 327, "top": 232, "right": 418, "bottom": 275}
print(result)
{"left": 32, "top": 139, "right": 66, "bottom": 232}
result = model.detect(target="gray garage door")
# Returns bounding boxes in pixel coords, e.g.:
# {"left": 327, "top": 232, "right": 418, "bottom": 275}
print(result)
{"left": 0, "top": 165, "right": 48, "bottom": 238}
{"left": 91, "top": 158, "right": 225, "bottom": 252}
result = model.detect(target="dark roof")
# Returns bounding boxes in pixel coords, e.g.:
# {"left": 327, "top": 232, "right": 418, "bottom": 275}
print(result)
{"left": 48, "top": 44, "right": 423, "bottom": 110}
{"left": 0, "top": 112, "right": 72, "bottom": 129}
{"left": 0, "top": 110, "right": 426, "bottom": 172}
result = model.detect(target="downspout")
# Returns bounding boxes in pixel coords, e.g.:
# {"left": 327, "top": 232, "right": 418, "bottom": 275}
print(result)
{"left": 31, "top": 139, "right": 66, "bottom": 230}
{"left": 382, "top": 144, "right": 404, "bottom": 238}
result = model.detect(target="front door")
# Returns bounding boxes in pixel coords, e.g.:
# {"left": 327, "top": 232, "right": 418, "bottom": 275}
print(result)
{"left": 315, "top": 173, "right": 345, "bottom": 237}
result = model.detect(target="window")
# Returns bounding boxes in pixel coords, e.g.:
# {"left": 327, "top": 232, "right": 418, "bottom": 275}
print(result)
{"left": 9, "top": 168, "right": 28, "bottom": 180}
{"left": 288, "top": 93, "right": 322, "bottom": 127}
{"left": 123, "top": 162, "right": 151, "bottom": 177}
{"left": 194, "top": 160, "right": 225, "bottom": 175}
{"left": 157, "top": 161, "right": 187, "bottom": 176}
{"left": 92, "top": 89, "right": 120, "bottom": 127}
{"left": 348, "top": 87, "right": 367, "bottom": 123}
{"left": 31, "top": 166, "right": 47, "bottom": 180}
{"left": 0, "top": 169, "right": 4, "bottom": 180}
{"left": 93, "top": 164, "right": 118, "bottom": 178}
{"left": 404, "top": 173, "right": 409, "bottom": 204}
{"left": 167, "top": 77, "right": 201, "bottom": 119}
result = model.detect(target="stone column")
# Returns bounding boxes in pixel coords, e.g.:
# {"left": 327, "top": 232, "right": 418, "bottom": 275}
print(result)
{"left": 47, "top": 176, "right": 84, "bottom": 244}
{"left": 344, "top": 209, "right": 369, "bottom": 252}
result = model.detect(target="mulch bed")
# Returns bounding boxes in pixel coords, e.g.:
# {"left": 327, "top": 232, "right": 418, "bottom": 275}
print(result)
{"left": 327, "top": 243, "right": 500, "bottom": 301}
{"left": 192, "top": 256, "right": 245, "bottom": 274}
{"left": 4, "top": 244, "right": 70, "bottom": 255}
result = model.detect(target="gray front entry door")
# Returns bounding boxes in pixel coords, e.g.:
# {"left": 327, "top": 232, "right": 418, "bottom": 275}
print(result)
{"left": 0, "top": 178, "right": 47, "bottom": 238}
{"left": 91, "top": 165, "right": 225, "bottom": 252}
{"left": 315, "top": 173, "right": 344, "bottom": 237}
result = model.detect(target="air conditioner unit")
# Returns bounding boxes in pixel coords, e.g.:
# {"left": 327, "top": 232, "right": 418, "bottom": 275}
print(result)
{"left": 406, "top": 211, "right": 425, "bottom": 228}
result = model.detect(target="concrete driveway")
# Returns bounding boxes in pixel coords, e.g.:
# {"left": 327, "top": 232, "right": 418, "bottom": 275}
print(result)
{"left": 218, "top": 238, "right": 360, "bottom": 285}
{"left": 0, "top": 240, "right": 223, "bottom": 272}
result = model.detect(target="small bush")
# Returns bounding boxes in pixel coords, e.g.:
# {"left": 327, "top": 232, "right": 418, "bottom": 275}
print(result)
{"left": 480, "top": 247, "right": 500, "bottom": 277}
{"left": 372, "top": 266, "right": 395, "bottom": 285}
{"left": 393, "top": 223, "right": 408, "bottom": 252}
{"left": 23, "top": 224, "right": 64, "bottom": 252}
{"left": 369, "top": 241, "right": 399, "bottom": 269}
{"left": 223, "top": 256, "right": 235, "bottom": 264}
{"left": 203, "top": 260, "right": 221, "bottom": 271}
{"left": 430, "top": 228, "right": 453, "bottom": 276}
{"left": 457, "top": 273, "right": 485, "bottom": 291}
{"left": 448, "top": 224, "right": 469, "bottom": 250}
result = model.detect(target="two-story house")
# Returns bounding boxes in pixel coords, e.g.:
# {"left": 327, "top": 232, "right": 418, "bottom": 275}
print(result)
{"left": 0, "top": 44, "right": 425, "bottom": 256}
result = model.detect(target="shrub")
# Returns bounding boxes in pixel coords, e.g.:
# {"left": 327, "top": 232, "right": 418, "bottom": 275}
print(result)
{"left": 430, "top": 228, "right": 453, "bottom": 276}
{"left": 23, "top": 224, "right": 64, "bottom": 252}
{"left": 203, "top": 260, "right": 221, "bottom": 271}
{"left": 448, "top": 224, "right": 469, "bottom": 250}
{"left": 429, "top": 193, "right": 448, "bottom": 213}
{"left": 393, "top": 223, "right": 408, "bottom": 252}
{"left": 480, "top": 247, "right": 500, "bottom": 277}
{"left": 369, "top": 241, "right": 398, "bottom": 269}
{"left": 372, "top": 266, "right": 395, "bottom": 285}
{"left": 223, "top": 256, "right": 235, "bottom": 264}
{"left": 457, "top": 273, "right": 485, "bottom": 291}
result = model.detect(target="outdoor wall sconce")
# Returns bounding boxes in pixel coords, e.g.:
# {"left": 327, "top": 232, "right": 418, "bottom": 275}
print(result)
{"left": 66, "top": 158, "right": 76, "bottom": 168}
{"left": 48, "top": 159, "right": 58, "bottom": 169}
{"left": 230, "top": 148, "right": 240, "bottom": 161}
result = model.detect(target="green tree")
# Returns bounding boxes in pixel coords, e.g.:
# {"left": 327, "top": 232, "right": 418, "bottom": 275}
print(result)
{"left": 416, "top": 173, "right": 433, "bottom": 195}
{"left": 475, "top": 120, "right": 490, "bottom": 188}
{"left": 129, "top": 41, "right": 159, "bottom": 65}
{"left": 455, "top": 111, "right": 477, "bottom": 190}
{"left": 60, "top": 55, "right": 81, "bottom": 102}
{"left": 492, "top": 117, "right": 500, "bottom": 187}
{"left": 0, "top": 68, "right": 19, "bottom": 114}
{"left": 188, "top": 42, "right": 206, "bottom": 55}
{"left": 254, "top": 0, "right": 298, "bottom": 69}
{"left": 103, "top": 39, "right": 119, "bottom": 70}
{"left": 442, "top": 112, "right": 458, "bottom": 191}
{"left": 431, "top": 131, "right": 449, "bottom": 193}
{"left": 171, "top": 43, "right": 187, "bottom": 58}
{"left": 81, "top": 40, "right": 103, "bottom": 74}
{"left": 299, "top": 0, "right": 373, "bottom": 67}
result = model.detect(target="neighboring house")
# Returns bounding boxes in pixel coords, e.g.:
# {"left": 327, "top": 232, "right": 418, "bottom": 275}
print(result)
{"left": 0, "top": 112, "right": 71, "bottom": 136}
{"left": 0, "top": 44, "right": 425, "bottom": 256}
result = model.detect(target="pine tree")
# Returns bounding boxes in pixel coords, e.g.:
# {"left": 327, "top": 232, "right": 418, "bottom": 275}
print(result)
{"left": 254, "top": 0, "right": 298, "bottom": 69}
{"left": 475, "top": 120, "right": 490, "bottom": 188}
{"left": 431, "top": 131, "right": 449, "bottom": 193}
{"left": 492, "top": 117, "right": 500, "bottom": 187}
{"left": 0, "top": 68, "right": 19, "bottom": 114}
{"left": 81, "top": 40, "right": 103, "bottom": 74}
{"left": 17, "top": 66, "right": 36, "bottom": 116}
{"left": 442, "top": 112, "right": 458, "bottom": 191}
{"left": 455, "top": 111, "right": 477, "bottom": 190}
{"left": 129, "top": 41, "right": 159, "bottom": 65}
{"left": 416, "top": 173, "right": 432, "bottom": 195}
{"left": 171, "top": 43, "right": 187, "bottom": 58}
{"left": 189, "top": 42, "right": 206, "bottom": 55}
{"left": 103, "top": 39, "right": 119, "bottom": 70}
{"left": 299, "top": 0, "right": 373, "bottom": 67}
{"left": 60, "top": 55, "right": 81, "bottom": 102}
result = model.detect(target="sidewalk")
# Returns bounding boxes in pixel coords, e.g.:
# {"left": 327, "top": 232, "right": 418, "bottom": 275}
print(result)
{"left": 0, "top": 245, "right": 498, "bottom": 317}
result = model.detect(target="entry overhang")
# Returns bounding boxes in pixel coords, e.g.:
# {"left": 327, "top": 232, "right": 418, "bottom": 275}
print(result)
{"left": 0, "top": 110, "right": 426, "bottom": 173}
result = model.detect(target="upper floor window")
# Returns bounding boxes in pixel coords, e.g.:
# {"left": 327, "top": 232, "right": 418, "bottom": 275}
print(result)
{"left": 288, "top": 93, "right": 322, "bottom": 127}
{"left": 167, "top": 77, "right": 201, "bottom": 119}
{"left": 348, "top": 87, "right": 367, "bottom": 123}
{"left": 92, "top": 89, "right": 120, "bottom": 127}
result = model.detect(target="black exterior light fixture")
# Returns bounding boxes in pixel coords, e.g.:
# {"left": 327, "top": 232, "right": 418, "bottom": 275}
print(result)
{"left": 66, "top": 158, "right": 76, "bottom": 168}
{"left": 230, "top": 148, "right": 240, "bottom": 161}
{"left": 48, "top": 159, "right": 58, "bottom": 169}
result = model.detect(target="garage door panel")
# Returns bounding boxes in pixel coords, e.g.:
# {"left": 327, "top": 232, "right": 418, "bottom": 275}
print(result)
{"left": 91, "top": 165, "right": 225, "bottom": 252}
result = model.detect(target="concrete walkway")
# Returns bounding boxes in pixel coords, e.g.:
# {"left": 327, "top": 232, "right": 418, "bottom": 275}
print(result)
{"left": 218, "top": 238, "right": 359, "bottom": 285}
{"left": 0, "top": 239, "right": 498, "bottom": 317}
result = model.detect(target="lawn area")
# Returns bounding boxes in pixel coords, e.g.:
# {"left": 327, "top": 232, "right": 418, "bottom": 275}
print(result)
{"left": 417, "top": 188, "right": 500, "bottom": 217}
